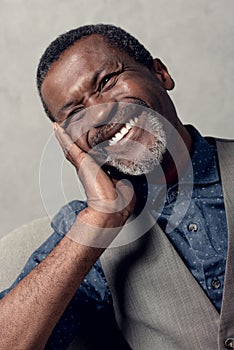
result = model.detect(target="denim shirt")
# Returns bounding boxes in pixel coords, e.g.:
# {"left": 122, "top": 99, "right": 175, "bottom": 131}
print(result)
{"left": 0, "top": 126, "right": 228, "bottom": 349}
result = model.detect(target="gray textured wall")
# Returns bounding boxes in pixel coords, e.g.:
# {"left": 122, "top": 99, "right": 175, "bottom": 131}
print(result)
{"left": 1, "top": 0, "right": 234, "bottom": 238}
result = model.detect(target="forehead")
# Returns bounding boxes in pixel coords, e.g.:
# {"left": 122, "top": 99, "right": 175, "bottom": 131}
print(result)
{"left": 44, "top": 34, "right": 125, "bottom": 83}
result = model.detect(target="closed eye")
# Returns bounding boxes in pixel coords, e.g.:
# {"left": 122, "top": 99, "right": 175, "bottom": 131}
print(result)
{"left": 63, "top": 108, "right": 84, "bottom": 129}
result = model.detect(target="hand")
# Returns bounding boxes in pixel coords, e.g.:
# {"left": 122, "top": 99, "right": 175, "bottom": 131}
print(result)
{"left": 54, "top": 123, "right": 136, "bottom": 246}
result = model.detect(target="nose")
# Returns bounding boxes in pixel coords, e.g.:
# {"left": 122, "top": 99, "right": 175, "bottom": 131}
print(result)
{"left": 86, "top": 102, "right": 119, "bottom": 127}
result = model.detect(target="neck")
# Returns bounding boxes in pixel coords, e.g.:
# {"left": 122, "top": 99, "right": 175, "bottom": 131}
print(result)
{"left": 148, "top": 125, "right": 193, "bottom": 186}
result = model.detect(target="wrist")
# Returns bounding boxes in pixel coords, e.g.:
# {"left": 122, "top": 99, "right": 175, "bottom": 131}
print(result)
{"left": 66, "top": 208, "right": 127, "bottom": 248}
{"left": 77, "top": 207, "right": 128, "bottom": 228}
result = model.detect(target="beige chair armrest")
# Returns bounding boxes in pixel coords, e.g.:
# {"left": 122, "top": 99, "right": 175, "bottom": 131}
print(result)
{"left": 0, "top": 217, "right": 53, "bottom": 290}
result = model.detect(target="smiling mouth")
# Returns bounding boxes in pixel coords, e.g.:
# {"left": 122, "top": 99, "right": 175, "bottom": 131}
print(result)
{"left": 89, "top": 102, "right": 152, "bottom": 149}
{"left": 108, "top": 117, "right": 139, "bottom": 146}
{"left": 92, "top": 105, "right": 142, "bottom": 148}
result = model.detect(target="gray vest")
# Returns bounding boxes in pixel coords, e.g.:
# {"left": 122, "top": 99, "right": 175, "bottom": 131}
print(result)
{"left": 100, "top": 140, "right": 234, "bottom": 350}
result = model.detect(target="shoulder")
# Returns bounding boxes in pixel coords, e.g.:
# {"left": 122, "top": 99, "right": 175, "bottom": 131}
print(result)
{"left": 205, "top": 136, "right": 234, "bottom": 145}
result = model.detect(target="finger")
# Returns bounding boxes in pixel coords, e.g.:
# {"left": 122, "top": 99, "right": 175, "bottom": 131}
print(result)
{"left": 53, "top": 123, "right": 86, "bottom": 167}
{"left": 53, "top": 123, "right": 111, "bottom": 191}
{"left": 53, "top": 123, "right": 74, "bottom": 154}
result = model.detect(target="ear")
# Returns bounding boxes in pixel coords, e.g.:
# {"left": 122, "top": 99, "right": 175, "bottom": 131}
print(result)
{"left": 152, "top": 58, "right": 175, "bottom": 90}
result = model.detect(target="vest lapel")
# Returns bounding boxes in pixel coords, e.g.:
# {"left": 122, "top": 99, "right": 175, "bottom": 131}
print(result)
{"left": 216, "top": 140, "right": 234, "bottom": 348}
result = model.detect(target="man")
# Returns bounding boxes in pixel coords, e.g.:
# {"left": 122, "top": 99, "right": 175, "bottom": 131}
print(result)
{"left": 0, "top": 24, "right": 234, "bottom": 350}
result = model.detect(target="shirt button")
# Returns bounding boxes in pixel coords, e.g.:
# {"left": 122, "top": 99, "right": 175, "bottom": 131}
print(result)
{"left": 188, "top": 223, "right": 198, "bottom": 232}
{"left": 172, "top": 190, "right": 178, "bottom": 197}
{"left": 211, "top": 277, "right": 221, "bottom": 289}
{"left": 225, "top": 338, "right": 234, "bottom": 349}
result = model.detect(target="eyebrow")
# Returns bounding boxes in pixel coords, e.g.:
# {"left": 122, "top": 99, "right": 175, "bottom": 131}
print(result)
{"left": 57, "top": 64, "right": 109, "bottom": 118}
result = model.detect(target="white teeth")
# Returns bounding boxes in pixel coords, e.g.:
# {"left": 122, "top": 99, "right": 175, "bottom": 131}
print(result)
{"left": 120, "top": 127, "right": 129, "bottom": 136}
{"left": 114, "top": 132, "right": 123, "bottom": 141}
{"left": 109, "top": 140, "right": 117, "bottom": 146}
{"left": 108, "top": 139, "right": 117, "bottom": 146}
{"left": 108, "top": 117, "right": 139, "bottom": 146}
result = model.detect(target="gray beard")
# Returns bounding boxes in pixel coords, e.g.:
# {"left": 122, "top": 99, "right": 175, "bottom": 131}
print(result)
{"left": 95, "top": 114, "right": 167, "bottom": 176}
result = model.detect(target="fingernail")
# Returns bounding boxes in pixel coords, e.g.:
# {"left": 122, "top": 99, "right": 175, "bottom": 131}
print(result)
{"left": 53, "top": 122, "right": 58, "bottom": 131}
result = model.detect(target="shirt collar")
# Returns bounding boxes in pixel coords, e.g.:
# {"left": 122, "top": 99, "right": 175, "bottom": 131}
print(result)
{"left": 185, "top": 125, "right": 219, "bottom": 184}
{"left": 147, "top": 125, "right": 220, "bottom": 207}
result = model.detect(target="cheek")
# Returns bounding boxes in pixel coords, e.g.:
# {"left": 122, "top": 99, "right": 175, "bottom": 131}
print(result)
{"left": 119, "top": 78, "right": 141, "bottom": 94}
{"left": 117, "top": 78, "right": 156, "bottom": 104}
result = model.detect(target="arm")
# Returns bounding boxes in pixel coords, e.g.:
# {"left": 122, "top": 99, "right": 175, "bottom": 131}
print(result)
{"left": 0, "top": 124, "right": 135, "bottom": 350}
{"left": 0, "top": 235, "right": 104, "bottom": 350}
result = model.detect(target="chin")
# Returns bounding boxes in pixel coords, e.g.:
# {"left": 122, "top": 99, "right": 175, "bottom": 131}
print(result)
{"left": 106, "top": 145, "right": 165, "bottom": 176}
{"left": 106, "top": 159, "right": 157, "bottom": 176}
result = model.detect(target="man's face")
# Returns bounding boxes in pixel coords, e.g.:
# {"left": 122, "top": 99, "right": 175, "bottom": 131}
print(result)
{"left": 41, "top": 35, "right": 179, "bottom": 175}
